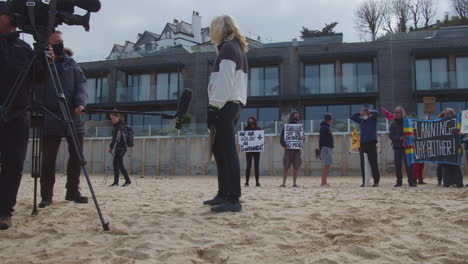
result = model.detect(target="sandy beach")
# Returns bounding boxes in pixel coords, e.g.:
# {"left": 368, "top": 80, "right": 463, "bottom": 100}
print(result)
{"left": 1, "top": 175, "right": 467, "bottom": 264}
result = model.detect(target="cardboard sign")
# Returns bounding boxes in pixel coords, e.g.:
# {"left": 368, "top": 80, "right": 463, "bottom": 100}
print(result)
{"left": 423, "top": 97, "right": 436, "bottom": 115}
{"left": 284, "top": 124, "right": 303, "bottom": 150}
{"left": 238, "top": 130, "right": 265, "bottom": 152}
{"left": 461, "top": 110, "right": 468, "bottom": 134}
{"left": 404, "top": 116, "right": 462, "bottom": 165}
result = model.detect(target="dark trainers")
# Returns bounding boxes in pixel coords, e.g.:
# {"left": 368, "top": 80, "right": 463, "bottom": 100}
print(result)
{"left": 203, "top": 195, "right": 225, "bottom": 206}
{"left": 121, "top": 182, "right": 131, "bottom": 187}
{"left": 244, "top": 183, "right": 249, "bottom": 187}
{"left": 394, "top": 183, "right": 402, "bottom": 187}
{"left": 256, "top": 183, "right": 261, "bottom": 187}
{"left": 372, "top": 183, "right": 379, "bottom": 187}
{"left": 0, "top": 215, "right": 12, "bottom": 230}
{"left": 39, "top": 199, "right": 52, "bottom": 208}
{"left": 211, "top": 201, "right": 242, "bottom": 213}
{"left": 65, "top": 190, "right": 89, "bottom": 204}
{"left": 109, "top": 182, "right": 118, "bottom": 187}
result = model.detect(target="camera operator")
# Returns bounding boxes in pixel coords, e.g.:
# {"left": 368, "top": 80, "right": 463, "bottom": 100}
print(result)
{"left": 38, "top": 30, "right": 88, "bottom": 208}
{"left": 0, "top": 2, "right": 33, "bottom": 230}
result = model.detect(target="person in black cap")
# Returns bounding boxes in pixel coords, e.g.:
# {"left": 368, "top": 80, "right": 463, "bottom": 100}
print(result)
{"left": 0, "top": 2, "right": 33, "bottom": 230}
{"left": 351, "top": 105, "right": 380, "bottom": 187}
{"left": 319, "top": 113, "right": 334, "bottom": 187}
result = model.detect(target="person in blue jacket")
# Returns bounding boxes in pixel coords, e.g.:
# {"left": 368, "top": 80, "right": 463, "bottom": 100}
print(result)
{"left": 351, "top": 105, "right": 380, "bottom": 187}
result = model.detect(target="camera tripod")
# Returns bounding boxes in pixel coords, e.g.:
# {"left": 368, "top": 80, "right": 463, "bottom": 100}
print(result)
{"left": 1, "top": 39, "right": 110, "bottom": 231}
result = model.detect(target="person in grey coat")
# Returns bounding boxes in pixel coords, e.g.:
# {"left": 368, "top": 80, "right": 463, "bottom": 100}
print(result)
{"left": 38, "top": 31, "right": 88, "bottom": 208}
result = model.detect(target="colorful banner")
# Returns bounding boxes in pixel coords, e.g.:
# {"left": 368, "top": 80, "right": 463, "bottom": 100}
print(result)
{"left": 404, "top": 115, "right": 463, "bottom": 165}
{"left": 350, "top": 128, "right": 360, "bottom": 153}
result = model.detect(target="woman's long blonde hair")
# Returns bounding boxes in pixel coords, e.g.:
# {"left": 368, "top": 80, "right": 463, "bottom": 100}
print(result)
{"left": 210, "top": 15, "right": 248, "bottom": 53}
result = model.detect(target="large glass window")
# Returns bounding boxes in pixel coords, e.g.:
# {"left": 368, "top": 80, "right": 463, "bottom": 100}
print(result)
{"left": 127, "top": 74, "right": 151, "bottom": 102}
{"left": 240, "top": 107, "right": 279, "bottom": 133}
{"left": 249, "top": 66, "right": 280, "bottom": 96}
{"left": 415, "top": 58, "right": 449, "bottom": 90}
{"left": 305, "top": 104, "right": 375, "bottom": 133}
{"left": 86, "top": 77, "right": 109, "bottom": 104}
{"left": 342, "top": 62, "right": 374, "bottom": 93}
{"left": 304, "top": 63, "right": 335, "bottom": 94}
{"left": 156, "top": 72, "right": 180, "bottom": 101}
{"left": 456, "top": 57, "right": 468, "bottom": 89}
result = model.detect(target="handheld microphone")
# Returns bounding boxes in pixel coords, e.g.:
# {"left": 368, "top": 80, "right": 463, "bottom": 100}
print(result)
{"left": 175, "top": 88, "right": 192, "bottom": 129}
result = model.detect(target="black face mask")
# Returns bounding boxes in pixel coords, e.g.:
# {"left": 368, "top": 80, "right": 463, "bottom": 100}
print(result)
{"left": 52, "top": 42, "right": 64, "bottom": 56}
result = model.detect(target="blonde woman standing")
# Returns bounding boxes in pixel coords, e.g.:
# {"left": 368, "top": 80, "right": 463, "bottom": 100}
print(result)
{"left": 203, "top": 15, "right": 248, "bottom": 213}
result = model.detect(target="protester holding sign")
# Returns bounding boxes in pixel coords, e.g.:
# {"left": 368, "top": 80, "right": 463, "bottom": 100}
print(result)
{"left": 280, "top": 111, "right": 305, "bottom": 187}
{"left": 244, "top": 116, "right": 262, "bottom": 187}
{"left": 351, "top": 105, "right": 380, "bottom": 187}
{"left": 439, "top": 108, "right": 464, "bottom": 188}
{"left": 319, "top": 113, "right": 334, "bottom": 187}
{"left": 388, "top": 107, "right": 416, "bottom": 187}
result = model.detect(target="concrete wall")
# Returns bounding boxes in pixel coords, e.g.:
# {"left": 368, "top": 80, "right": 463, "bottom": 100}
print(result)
{"left": 23, "top": 134, "right": 468, "bottom": 177}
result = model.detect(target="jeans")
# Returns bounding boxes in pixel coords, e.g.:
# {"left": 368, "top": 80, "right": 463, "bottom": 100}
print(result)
{"left": 245, "top": 152, "right": 260, "bottom": 184}
{"left": 212, "top": 102, "right": 241, "bottom": 201}
{"left": 393, "top": 148, "right": 415, "bottom": 185}
{"left": 361, "top": 141, "right": 380, "bottom": 184}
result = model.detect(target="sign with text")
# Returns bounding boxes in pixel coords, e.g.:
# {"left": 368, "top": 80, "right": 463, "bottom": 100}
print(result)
{"left": 238, "top": 130, "right": 264, "bottom": 152}
{"left": 423, "top": 97, "right": 436, "bottom": 115}
{"left": 404, "top": 116, "right": 462, "bottom": 165}
{"left": 461, "top": 110, "right": 468, "bottom": 134}
{"left": 284, "top": 124, "right": 303, "bottom": 150}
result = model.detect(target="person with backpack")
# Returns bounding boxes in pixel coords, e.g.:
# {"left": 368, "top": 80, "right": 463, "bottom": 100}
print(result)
{"left": 108, "top": 111, "right": 133, "bottom": 187}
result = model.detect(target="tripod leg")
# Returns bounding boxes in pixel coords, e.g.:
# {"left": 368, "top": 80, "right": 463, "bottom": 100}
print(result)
{"left": 45, "top": 58, "right": 109, "bottom": 231}
{"left": 31, "top": 125, "right": 39, "bottom": 216}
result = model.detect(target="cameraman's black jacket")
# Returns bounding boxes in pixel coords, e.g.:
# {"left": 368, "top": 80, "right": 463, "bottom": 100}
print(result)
{"left": 389, "top": 118, "right": 405, "bottom": 150}
{"left": 39, "top": 52, "right": 87, "bottom": 136}
{"left": 0, "top": 32, "right": 33, "bottom": 117}
{"left": 110, "top": 120, "right": 128, "bottom": 156}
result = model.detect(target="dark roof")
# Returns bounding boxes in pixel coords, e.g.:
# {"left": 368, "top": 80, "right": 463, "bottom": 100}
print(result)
{"left": 134, "top": 30, "right": 160, "bottom": 47}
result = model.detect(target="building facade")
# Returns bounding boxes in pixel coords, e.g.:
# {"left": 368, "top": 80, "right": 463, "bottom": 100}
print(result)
{"left": 79, "top": 26, "right": 468, "bottom": 137}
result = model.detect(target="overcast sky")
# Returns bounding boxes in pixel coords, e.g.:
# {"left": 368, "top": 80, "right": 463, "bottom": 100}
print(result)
{"left": 22, "top": 0, "right": 453, "bottom": 62}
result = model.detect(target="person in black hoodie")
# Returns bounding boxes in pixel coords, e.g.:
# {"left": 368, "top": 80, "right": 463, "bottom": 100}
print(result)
{"left": 388, "top": 106, "right": 416, "bottom": 187}
{"left": 439, "top": 108, "right": 463, "bottom": 188}
{"left": 280, "top": 111, "right": 305, "bottom": 187}
{"left": 108, "top": 112, "right": 131, "bottom": 187}
{"left": 244, "top": 116, "right": 262, "bottom": 187}
{"left": 319, "top": 113, "right": 334, "bottom": 187}
{"left": 0, "top": 3, "right": 33, "bottom": 230}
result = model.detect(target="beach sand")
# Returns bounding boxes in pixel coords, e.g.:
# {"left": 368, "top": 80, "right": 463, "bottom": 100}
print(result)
{"left": 1, "top": 175, "right": 467, "bottom": 264}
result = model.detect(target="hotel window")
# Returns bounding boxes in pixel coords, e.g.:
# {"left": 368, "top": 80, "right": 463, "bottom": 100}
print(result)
{"left": 127, "top": 73, "right": 151, "bottom": 102}
{"left": 342, "top": 62, "right": 374, "bottom": 93}
{"left": 156, "top": 72, "right": 180, "bottom": 101}
{"left": 304, "top": 63, "right": 335, "bottom": 94}
{"left": 415, "top": 58, "right": 449, "bottom": 90}
{"left": 249, "top": 66, "right": 280, "bottom": 96}
{"left": 240, "top": 107, "right": 279, "bottom": 133}
{"left": 456, "top": 57, "right": 468, "bottom": 89}
{"left": 86, "top": 77, "right": 109, "bottom": 104}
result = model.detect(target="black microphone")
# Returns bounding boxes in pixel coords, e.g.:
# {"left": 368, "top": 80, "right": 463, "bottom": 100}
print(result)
{"left": 175, "top": 88, "right": 192, "bottom": 129}
{"left": 58, "top": 0, "right": 101, "bottom": 12}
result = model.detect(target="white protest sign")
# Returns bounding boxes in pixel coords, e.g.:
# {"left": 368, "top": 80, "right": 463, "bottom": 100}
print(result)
{"left": 284, "top": 124, "right": 303, "bottom": 150}
{"left": 462, "top": 110, "right": 468, "bottom": 134}
{"left": 238, "top": 130, "right": 264, "bottom": 152}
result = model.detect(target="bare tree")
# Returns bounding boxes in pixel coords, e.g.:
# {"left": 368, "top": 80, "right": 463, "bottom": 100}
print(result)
{"left": 421, "top": 0, "right": 437, "bottom": 28}
{"left": 408, "top": 0, "right": 422, "bottom": 29}
{"left": 355, "top": 0, "right": 386, "bottom": 40}
{"left": 452, "top": 0, "right": 468, "bottom": 18}
{"left": 392, "top": 0, "right": 411, "bottom": 32}
{"left": 382, "top": 0, "right": 396, "bottom": 33}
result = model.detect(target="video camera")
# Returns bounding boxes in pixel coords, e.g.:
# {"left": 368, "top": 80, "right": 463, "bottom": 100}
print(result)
{"left": 6, "top": 0, "right": 101, "bottom": 36}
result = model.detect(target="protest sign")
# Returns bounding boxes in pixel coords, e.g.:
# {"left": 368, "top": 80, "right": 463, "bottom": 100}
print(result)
{"left": 238, "top": 130, "right": 264, "bottom": 152}
{"left": 404, "top": 116, "right": 462, "bottom": 165}
{"left": 461, "top": 110, "right": 468, "bottom": 134}
{"left": 284, "top": 124, "right": 303, "bottom": 150}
